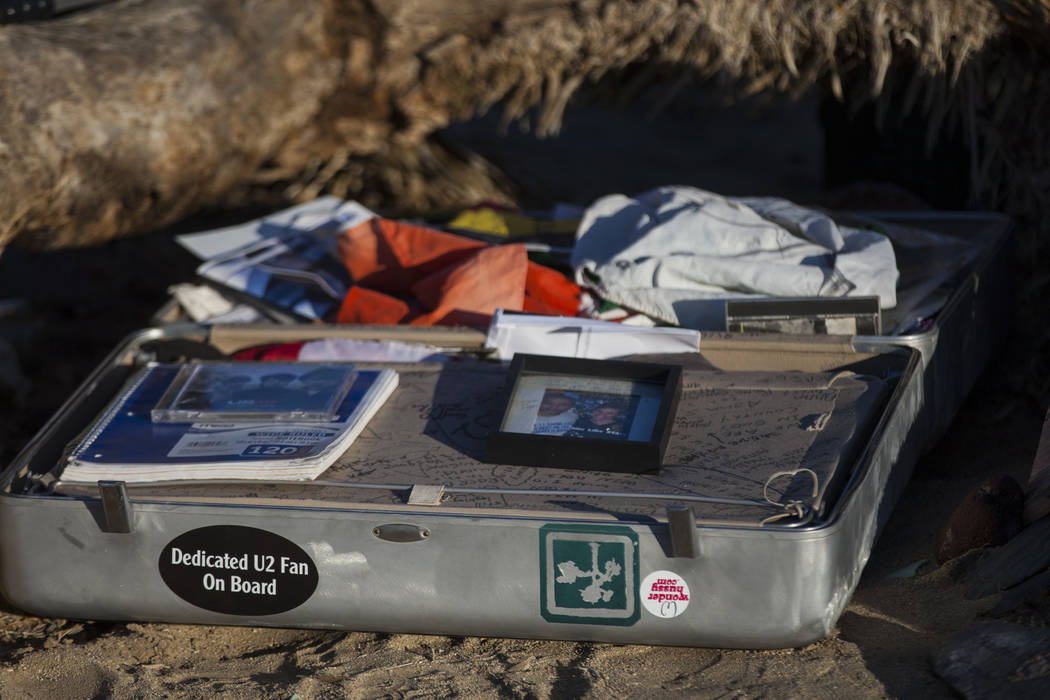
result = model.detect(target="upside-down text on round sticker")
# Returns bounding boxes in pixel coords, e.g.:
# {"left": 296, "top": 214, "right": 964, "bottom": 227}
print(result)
{"left": 640, "top": 570, "right": 690, "bottom": 618}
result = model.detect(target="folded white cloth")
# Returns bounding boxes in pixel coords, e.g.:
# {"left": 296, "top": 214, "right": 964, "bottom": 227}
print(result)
{"left": 571, "top": 187, "right": 898, "bottom": 328}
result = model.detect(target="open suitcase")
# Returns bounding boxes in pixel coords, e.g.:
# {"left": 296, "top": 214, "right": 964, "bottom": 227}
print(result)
{"left": 850, "top": 211, "right": 1012, "bottom": 449}
{"left": 0, "top": 324, "right": 926, "bottom": 649}
{"left": 155, "top": 207, "right": 1011, "bottom": 454}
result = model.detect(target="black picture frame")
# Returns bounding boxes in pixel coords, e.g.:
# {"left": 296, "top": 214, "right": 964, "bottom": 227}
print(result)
{"left": 485, "top": 354, "right": 682, "bottom": 474}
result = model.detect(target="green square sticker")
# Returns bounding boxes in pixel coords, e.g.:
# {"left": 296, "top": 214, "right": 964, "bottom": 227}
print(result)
{"left": 539, "top": 524, "right": 639, "bottom": 626}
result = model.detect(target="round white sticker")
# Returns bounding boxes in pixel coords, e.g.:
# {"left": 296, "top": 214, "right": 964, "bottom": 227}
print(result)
{"left": 640, "top": 570, "right": 690, "bottom": 618}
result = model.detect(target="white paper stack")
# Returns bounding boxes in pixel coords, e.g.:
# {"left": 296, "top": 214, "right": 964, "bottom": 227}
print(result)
{"left": 484, "top": 310, "right": 700, "bottom": 361}
{"left": 62, "top": 364, "right": 398, "bottom": 483}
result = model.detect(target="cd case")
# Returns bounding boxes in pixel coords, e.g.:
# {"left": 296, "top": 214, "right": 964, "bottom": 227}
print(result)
{"left": 150, "top": 362, "right": 357, "bottom": 423}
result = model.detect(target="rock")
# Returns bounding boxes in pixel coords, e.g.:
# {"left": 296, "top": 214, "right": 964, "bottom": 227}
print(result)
{"left": 932, "top": 621, "right": 1050, "bottom": 699}
{"left": 964, "top": 516, "right": 1050, "bottom": 600}
{"left": 936, "top": 475, "right": 1025, "bottom": 564}
{"left": 1023, "top": 405, "right": 1050, "bottom": 524}
{"left": 988, "top": 567, "right": 1050, "bottom": 616}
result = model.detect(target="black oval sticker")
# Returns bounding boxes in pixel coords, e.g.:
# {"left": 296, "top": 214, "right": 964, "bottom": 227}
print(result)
{"left": 159, "top": 525, "right": 318, "bottom": 616}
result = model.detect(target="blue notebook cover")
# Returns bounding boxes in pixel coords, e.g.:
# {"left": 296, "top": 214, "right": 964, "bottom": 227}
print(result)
{"left": 65, "top": 364, "right": 397, "bottom": 478}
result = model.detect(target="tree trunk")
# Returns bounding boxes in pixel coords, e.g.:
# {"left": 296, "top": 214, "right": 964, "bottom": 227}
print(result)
{"left": 0, "top": 0, "right": 1031, "bottom": 252}
{"left": 3, "top": 0, "right": 639, "bottom": 251}
{"left": 0, "top": 0, "right": 344, "bottom": 250}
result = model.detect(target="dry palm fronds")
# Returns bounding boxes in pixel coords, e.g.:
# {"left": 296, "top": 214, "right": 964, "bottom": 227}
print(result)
{"left": 372, "top": 0, "right": 1050, "bottom": 265}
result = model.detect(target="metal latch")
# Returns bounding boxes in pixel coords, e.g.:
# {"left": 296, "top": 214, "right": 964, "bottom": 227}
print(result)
{"left": 666, "top": 506, "right": 699, "bottom": 558}
{"left": 98, "top": 480, "right": 133, "bottom": 533}
{"left": 407, "top": 484, "right": 445, "bottom": 506}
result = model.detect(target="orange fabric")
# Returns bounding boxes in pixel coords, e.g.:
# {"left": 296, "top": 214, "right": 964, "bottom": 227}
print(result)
{"left": 337, "top": 218, "right": 485, "bottom": 293}
{"left": 335, "top": 285, "right": 414, "bottom": 325}
{"left": 524, "top": 261, "right": 581, "bottom": 316}
{"left": 334, "top": 217, "right": 580, "bottom": 327}
{"left": 409, "top": 244, "right": 528, "bottom": 325}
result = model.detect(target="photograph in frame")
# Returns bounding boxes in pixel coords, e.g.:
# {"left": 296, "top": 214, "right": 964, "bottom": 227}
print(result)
{"left": 500, "top": 378, "right": 665, "bottom": 443}
{"left": 486, "top": 354, "right": 682, "bottom": 474}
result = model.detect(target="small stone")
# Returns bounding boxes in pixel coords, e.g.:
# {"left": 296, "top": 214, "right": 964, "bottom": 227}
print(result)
{"left": 936, "top": 475, "right": 1025, "bottom": 564}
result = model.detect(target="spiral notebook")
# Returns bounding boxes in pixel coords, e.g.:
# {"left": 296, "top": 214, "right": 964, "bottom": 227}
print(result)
{"left": 61, "top": 363, "right": 398, "bottom": 482}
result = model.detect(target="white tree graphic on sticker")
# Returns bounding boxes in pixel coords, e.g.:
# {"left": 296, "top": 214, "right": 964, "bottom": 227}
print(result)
{"left": 555, "top": 541, "right": 622, "bottom": 604}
